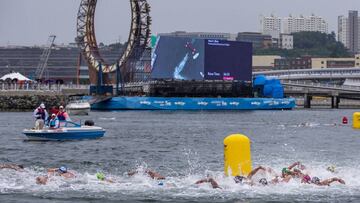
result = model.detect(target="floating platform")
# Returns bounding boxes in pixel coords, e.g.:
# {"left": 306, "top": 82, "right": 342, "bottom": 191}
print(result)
{"left": 89, "top": 96, "right": 296, "bottom": 110}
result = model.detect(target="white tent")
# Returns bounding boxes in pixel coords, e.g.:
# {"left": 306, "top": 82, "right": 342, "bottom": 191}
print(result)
{"left": 0, "top": 72, "right": 32, "bottom": 81}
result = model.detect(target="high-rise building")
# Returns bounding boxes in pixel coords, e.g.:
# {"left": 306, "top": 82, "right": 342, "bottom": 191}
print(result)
{"left": 260, "top": 14, "right": 282, "bottom": 39}
{"left": 338, "top": 11, "right": 360, "bottom": 54}
{"left": 349, "top": 10, "right": 359, "bottom": 54}
{"left": 283, "top": 14, "right": 328, "bottom": 34}
{"left": 338, "top": 15, "right": 348, "bottom": 47}
{"left": 283, "top": 15, "right": 305, "bottom": 34}
{"left": 279, "top": 34, "right": 293, "bottom": 50}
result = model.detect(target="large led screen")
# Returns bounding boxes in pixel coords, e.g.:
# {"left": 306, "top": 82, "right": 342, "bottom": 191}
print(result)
{"left": 204, "top": 40, "right": 252, "bottom": 81}
{"left": 151, "top": 36, "right": 252, "bottom": 81}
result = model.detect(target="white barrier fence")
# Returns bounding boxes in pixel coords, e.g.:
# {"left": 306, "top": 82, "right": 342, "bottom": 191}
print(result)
{"left": 0, "top": 82, "right": 89, "bottom": 92}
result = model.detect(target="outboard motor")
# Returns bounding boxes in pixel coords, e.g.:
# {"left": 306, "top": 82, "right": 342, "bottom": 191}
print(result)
{"left": 84, "top": 120, "right": 95, "bottom": 126}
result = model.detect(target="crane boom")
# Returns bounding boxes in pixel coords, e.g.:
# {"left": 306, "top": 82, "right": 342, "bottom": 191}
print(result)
{"left": 35, "top": 35, "right": 56, "bottom": 80}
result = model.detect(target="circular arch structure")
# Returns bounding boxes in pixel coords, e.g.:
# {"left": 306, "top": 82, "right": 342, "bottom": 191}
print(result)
{"left": 76, "top": 0, "right": 151, "bottom": 84}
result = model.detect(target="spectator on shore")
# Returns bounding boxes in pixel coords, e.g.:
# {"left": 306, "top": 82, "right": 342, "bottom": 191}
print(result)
{"left": 33, "top": 103, "right": 48, "bottom": 130}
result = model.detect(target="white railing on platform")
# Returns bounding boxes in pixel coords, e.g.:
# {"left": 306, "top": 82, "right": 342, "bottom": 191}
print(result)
{"left": 0, "top": 83, "right": 89, "bottom": 92}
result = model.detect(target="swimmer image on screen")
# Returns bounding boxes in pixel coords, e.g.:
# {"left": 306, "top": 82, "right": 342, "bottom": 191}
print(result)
{"left": 185, "top": 41, "right": 200, "bottom": 60}
{"left": 151, "top": 36, "right": 205, "bottom": 80}
{"left": 173, "top": 39, "right": 202, "bottom": 79}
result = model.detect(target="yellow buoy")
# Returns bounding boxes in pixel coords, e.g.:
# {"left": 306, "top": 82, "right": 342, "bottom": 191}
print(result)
{"left": 353, "top": 112, "right": 360, "bottom": 129}
{"left": 224, "top": 134, "right": 252, "bottom": 176}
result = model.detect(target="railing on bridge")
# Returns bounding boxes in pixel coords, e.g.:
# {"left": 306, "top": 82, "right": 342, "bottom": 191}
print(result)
{"left": 253, "top": 67, "right": 360, "bottom": 80}
{"left": 282, "top": 80, "right": 360, "bottom": 93}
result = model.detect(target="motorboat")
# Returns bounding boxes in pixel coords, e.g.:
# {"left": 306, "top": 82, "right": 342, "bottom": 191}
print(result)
{"left": 66, "top": 100, "right": 90, "bottom": 115}
{"left": 22, "top": 121, "right": 105, "bottom": 141}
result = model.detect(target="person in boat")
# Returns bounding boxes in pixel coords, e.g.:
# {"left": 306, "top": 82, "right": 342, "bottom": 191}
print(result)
{"left": 0, "top": 163, "right": 24, "bottom": 171}
{"left": 33, "top": 103, "right": 48, "bottom": 130}
{"left": 195, "top": 166, "right": 268, "bottom": 189}
{"left": 36, "top": 166, "right": 76, "bottom": 185}
{"left": 128, "top": 169, "right": 166, "bottom": 180}
{"left": 301, "top": 175, "right": 345, "bottom": 186}
{"left": 48, "top": 113, "right": 60, "bottom": 129}
{"left": 56, "top": 106, "right": 71, "bottom": 122}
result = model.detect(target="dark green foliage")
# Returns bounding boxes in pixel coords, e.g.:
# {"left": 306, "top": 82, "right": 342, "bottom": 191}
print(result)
{"left": 254, "top": 31, "right": 351, "bottom": 58}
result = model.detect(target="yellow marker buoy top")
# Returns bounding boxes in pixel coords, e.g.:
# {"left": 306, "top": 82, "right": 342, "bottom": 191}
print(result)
{"left": 353, "top": 112, "right": 360, "bottom": 129}
{"left": 224, "top": 134, "right": 252, "bottom": 176}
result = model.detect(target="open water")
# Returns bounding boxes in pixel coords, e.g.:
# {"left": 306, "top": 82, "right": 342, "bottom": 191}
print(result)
{"left": 0, "top": 109, "right": 360, "bottom": 203}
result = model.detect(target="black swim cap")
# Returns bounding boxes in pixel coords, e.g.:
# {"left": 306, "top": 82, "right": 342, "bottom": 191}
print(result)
{"left": 234, "top": 176, "right": 246, "bottom": 184}
{"left": 259, "top": 178, "right": 268, "bottom": 186}
{"left": 311, "top": 177, "right": 320, "bottom": 184}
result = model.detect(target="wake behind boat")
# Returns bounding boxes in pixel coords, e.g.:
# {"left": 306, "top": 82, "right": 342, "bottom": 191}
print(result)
{"left": 22, "top": 121, "right": 105, "bottom": 141}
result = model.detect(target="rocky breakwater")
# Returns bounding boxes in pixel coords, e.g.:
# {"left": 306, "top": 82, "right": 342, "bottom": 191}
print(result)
{"left": 0, "top": 91, "right": 67, "bottom": 111}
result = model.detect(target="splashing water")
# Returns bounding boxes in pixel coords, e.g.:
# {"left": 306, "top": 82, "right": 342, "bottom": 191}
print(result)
{"left": 1, "top": 110, "right": 360, "bottom": 202}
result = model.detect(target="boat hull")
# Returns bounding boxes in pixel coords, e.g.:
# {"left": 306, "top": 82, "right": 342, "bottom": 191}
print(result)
{"left": 23, "top": 127, "right": 105, "bottom": 141}
{"left": 90, "top": 96, "right": 296, "bottom": 110}
{"left": 67, "top": 108, "right": 90, "bottom": 116}
{"left": 66, "top": 101, "right": 91, "bottom": 115}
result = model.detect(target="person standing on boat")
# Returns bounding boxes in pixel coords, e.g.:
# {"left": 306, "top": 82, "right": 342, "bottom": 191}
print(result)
{"left": 33, "top": 103, "right": 48, "bottom": 130}
{"left": 48, "top": 114, "right": 60, "bottom": 129}
{"left": 57, "top": 106, "right": 71, "bottom": 122}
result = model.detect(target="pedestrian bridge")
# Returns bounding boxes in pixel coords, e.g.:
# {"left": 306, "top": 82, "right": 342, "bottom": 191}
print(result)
{"left": 282, "top": 80, "right": 360, "bottom": 93}
{"left": 254, "top": 67, "right": 360, "bottom": 80}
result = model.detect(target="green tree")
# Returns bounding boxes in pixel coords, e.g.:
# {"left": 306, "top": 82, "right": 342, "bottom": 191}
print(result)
{"left": 254, "top": 31, "right": 351, "bottom": 58}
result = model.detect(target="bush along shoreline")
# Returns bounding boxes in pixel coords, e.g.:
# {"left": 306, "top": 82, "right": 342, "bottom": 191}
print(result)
{"left": 0, "top": 95, "right": 67, "bottom": 111}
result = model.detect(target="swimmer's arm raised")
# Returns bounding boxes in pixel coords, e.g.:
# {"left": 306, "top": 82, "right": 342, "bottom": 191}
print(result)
{"left": 127, "top": 171, "right": 137, "bottom": 176}
{"left": 128, "top": 170, "right": 165, "bottom": 180}
{"left": 287, "top": 162, "right": 300, "bottom": 170}
{"left": 47, "top": 168, "right": 58, "bottom": 173}
{"left": 247, "top": 166, "right": 266, "bottom": 179}
{"left": 195, "top": 178, "right": 221, "bottom": 189}
{"left": 319, "top": 178, "right": 345, "bottom": 186}
{"left": 145, "top": 170, "right": 165, "bottom": 180}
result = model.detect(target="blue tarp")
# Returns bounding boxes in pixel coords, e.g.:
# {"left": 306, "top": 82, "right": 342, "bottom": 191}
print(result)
{"left": 253, "top": 75, "right": 284, "bottom": 98}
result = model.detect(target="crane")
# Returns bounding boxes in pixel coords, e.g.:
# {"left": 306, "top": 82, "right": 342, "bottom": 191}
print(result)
{"left": 35, "top": 35, "right": 56, "bottom": 81}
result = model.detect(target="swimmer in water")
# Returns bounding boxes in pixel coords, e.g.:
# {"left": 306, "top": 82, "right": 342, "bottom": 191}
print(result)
{"left": 327, "top": 166, "right": 336, "bottom": 173}
{"left": 266, "top": 162, "right": 306, "bottom": 184}
{"left": 36, "top": 166, "right": 76, "bottom": 185}
{"left": 195, "top": 166, "right": 268, "bottom": 188}
{"left": 302, "top": 176, "right": 345, "bottom": 186}
{"left": 278, "top": 162, "right": 307, "bottom": 182}
{"left": 0, "top": 163, "right": 24, "bottom": 171}
{"left": 96, "top": 172, "right": 115, "bottom": 183}
{"left": 128, "top": 169, "right": 165, "bottom": 180}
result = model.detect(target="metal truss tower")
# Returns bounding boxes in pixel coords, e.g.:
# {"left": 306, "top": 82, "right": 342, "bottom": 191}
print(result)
{"left": 76, "top": 0, "right": 152, "bottom": 85}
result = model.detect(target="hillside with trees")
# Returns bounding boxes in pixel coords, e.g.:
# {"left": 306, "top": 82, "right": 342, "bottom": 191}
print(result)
{"left": 254, "top": 31, "right": 351, "bottom": 58}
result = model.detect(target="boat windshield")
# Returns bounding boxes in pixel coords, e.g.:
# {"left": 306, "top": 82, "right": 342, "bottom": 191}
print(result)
{"left": 63, "top": 121, "right": 81, "bottom": 128}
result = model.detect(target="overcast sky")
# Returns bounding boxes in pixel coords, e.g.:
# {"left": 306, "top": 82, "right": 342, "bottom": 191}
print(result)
{"left": 0, "top": 0, "right": 359, "bottom": 46}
